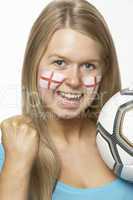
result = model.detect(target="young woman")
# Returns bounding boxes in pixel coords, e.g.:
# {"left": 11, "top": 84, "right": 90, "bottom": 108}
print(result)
{"left": 0, "top": 0, "right": 133, "bottom": 200}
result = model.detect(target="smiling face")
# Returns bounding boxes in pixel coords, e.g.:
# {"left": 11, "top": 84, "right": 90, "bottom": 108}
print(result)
{"left": 37, "top": 28, "right": 103, "bottom": 119}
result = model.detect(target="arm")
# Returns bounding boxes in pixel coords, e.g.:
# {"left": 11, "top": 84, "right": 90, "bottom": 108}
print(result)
{"left": 0, "top": 115, "right": 39, "bottom": 200}
{"left": 0, "top": 161, "right": 31, "bottom": 200}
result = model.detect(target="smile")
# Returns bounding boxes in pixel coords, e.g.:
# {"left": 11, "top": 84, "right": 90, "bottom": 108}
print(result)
{"left": 56, "top": 91, "right": 83, "bottom": 101}
{"left": 55, "top": 90, "right": 84, "bottom": 109}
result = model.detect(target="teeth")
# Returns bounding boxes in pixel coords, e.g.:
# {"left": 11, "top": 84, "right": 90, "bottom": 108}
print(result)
{"left": 59, "top": 91, "right": 82, "bottom": 100}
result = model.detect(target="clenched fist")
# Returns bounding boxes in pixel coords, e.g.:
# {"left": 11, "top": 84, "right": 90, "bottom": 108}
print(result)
{"left": 0, "top": 115, "right": 39, "bottom": 171}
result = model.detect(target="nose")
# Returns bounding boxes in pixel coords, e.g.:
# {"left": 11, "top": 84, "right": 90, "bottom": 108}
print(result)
{"left": 65, "top": 65, "right": 82, "bottom": 89}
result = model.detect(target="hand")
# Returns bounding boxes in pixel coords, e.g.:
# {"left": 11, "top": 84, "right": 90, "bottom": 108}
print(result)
{"left": 0, "top": 115, "right": 39, "bottom": 170}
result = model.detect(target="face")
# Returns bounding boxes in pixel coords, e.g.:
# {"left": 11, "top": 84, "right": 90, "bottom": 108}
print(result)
{"left": 37, "top": 28, "right": 103, "bottom": 119}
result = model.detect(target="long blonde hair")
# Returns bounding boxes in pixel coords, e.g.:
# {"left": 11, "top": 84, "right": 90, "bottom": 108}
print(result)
{"left": 21, "top": 0, "right": 121, "bottom": 199}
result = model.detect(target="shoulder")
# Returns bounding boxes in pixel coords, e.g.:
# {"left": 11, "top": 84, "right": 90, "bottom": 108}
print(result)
{"left": 0, "top": 143, "right": 5, "bottom": 171}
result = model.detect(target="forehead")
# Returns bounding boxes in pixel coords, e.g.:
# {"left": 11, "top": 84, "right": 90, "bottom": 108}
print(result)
{"left": 42, "top": 28, "right": 102, "bottom": 63}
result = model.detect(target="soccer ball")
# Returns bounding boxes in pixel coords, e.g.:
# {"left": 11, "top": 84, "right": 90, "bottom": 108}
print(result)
{"left": 96, "top": 87, "right": 133, "bottom": 182}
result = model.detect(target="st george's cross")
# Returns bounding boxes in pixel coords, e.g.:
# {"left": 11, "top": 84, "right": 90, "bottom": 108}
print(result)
{"left": 39, "top": 68, "right": 101, "bottom": 90}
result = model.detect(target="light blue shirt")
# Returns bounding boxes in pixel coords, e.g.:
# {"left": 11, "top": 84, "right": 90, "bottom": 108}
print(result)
{"left": 52, "top": 178, "right": 133, "bottom": 200}
{"left": 0, "top": 144, "right": 133, "bottom": 200}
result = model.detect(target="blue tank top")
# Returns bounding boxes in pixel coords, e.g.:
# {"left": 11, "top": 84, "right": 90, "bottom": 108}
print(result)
{"left": 0, "top": 143, "right": 133, "bottom": 200}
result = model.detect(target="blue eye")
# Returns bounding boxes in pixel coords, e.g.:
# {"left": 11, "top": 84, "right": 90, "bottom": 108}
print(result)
{"left": 84, "top": 63, "right": 96, "bottom": 70}
{"left": 53, "top": 60, "right": 65, "bottom": 66}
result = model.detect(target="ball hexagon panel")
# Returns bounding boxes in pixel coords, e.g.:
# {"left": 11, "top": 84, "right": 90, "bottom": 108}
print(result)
{"left": 113, "top": 100, "right": 133, "bottom": 153}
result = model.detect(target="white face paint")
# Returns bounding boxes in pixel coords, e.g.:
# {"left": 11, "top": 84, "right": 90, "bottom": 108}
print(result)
{"left": 82, "top": 74, "right": 102, "bottom": 89}
{"left": 39, "top": 68, "right": 101, "bottom": 91}
{"left": 39, "top": 68, "right": 65, "bottom": 90}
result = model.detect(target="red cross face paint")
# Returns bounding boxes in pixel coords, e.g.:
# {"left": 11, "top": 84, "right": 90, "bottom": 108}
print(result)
{"left": 39, "top": 69, "right": 65, "bottom": 90}
{"left": 39, "top": 68, "right": 101, "bottom": 91}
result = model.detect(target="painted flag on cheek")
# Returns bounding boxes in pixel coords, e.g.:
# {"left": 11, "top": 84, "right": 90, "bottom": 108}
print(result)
{"left": 82, "top": 75, "right": 101, "bottom": 89}
{"left": 39, "top": 69, "right": 65, "bottom": 90}
{"left": 39, "top": 68, "right": 101, "bottom": 91}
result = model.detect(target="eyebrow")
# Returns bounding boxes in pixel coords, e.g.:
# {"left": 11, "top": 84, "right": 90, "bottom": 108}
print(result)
{"left": 47, "top": 54, "right": 101, "bottom": 64}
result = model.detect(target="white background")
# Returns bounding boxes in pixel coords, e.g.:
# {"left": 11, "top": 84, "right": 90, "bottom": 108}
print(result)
{"left": 0, "top": 0, "right": 133, "bottom": 122}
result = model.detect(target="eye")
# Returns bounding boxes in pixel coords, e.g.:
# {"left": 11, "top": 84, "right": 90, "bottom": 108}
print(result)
{"left": 53, "top": 59, "right": 65, "bottom": 67}
{"left": 84, "top": 63, "right": 96, "bottom": 70}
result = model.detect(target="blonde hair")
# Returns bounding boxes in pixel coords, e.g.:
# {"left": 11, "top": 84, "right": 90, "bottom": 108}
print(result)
{"left": 21, "top": 0, "right": 121, "bottom": 199}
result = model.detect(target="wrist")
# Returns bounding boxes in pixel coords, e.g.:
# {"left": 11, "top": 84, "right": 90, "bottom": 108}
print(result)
{"left": 2, "top": 159, "right": 32, "bottom": 176}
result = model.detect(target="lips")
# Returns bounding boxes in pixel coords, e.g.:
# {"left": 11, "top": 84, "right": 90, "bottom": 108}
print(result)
{"left": 56, "top": 91, "right": 83, "bottom": 101}
{"left": 55, "top": 91, "right": 84, "bottom": 108}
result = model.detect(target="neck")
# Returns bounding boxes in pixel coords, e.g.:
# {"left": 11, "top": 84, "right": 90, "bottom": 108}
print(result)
{"left": 47, "top": 113, "right": 96, "bottom": 145}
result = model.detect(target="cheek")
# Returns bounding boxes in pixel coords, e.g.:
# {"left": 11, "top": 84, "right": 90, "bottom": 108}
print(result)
{"left": 38, "top": 68, "right": 65, "bottom": 91}
{"left": 37, "top": 82, "right": 52, "bottom": 99}
{"left": 85, "top": 84, "right": 99, "bottom": 106}
{"left": 82, "top": 73, "right": 101, "bottom": 89}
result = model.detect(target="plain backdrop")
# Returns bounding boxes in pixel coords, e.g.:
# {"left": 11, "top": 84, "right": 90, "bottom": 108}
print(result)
{"left": 0, "top": 0, "right": 133, "bottom": 124}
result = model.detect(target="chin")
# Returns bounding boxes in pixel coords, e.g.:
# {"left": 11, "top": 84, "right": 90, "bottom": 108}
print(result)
{"left": 45, "top": 100, "right": 91, "bottom": 120}
{"left": 56, "top": 113, "right": 78, "bottom": 120}
{"left": 52, "top": 107, "right": 84, "bottom": 120}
